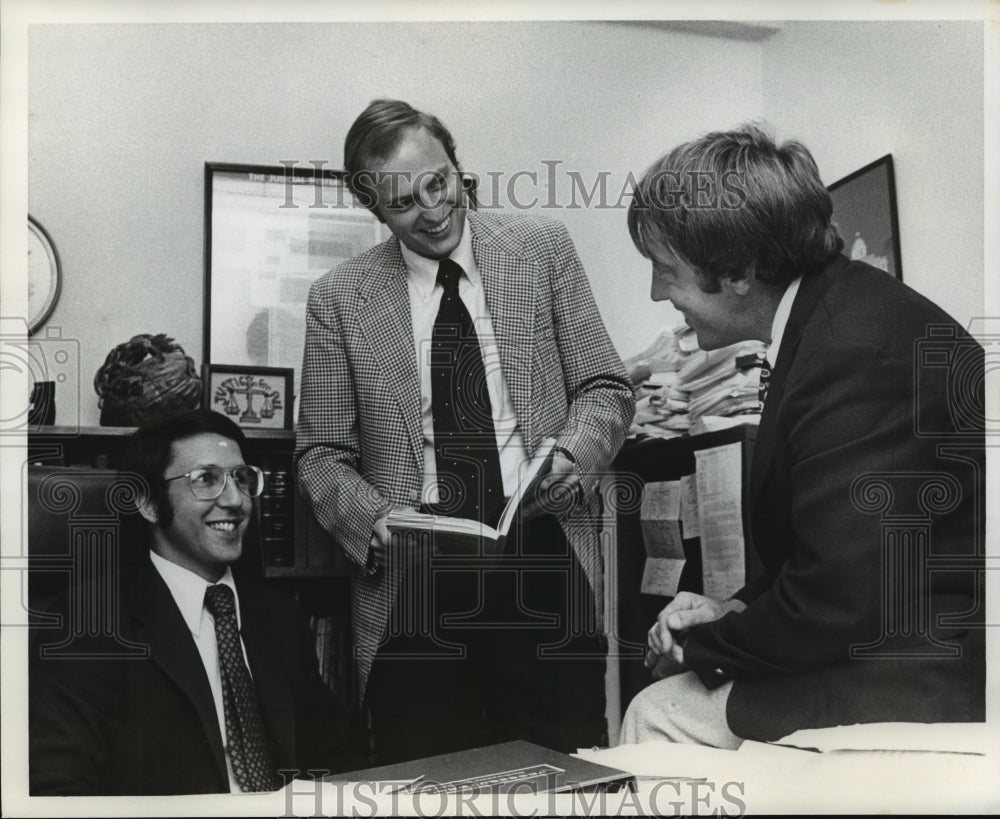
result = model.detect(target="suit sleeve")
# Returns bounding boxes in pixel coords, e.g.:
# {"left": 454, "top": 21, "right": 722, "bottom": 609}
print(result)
{"left": 547, "top": 221, "right": 635, "bottom": 477}
{"left": 29, "top": 634, "right": 123, "bottom": 795}
{"left": 295, "top": 281, "right": 386, "bottom": 571}
{"left": 683, "top": 333, "right": 965, "bottom": 686}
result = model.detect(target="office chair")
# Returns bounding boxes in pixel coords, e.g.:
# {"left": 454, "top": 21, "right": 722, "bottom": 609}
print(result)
{"left": 26, "top": 465, "right": 150, "bottom": 656}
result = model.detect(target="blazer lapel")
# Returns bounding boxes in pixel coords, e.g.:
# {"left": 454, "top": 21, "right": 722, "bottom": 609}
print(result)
{"left": 749, "top": 260, "right": 838, "bottom": 509}
{"left": 234, "top": 578, "right": 296, "bottom": 770}
{"left": 129, "top": 560, "right": 228, "bottom": 787}
{"left": 469, "top": 214, "right": 537, "bottom": 446}
{"left": 355, "top": 241, "right": 424, "bottom": 467}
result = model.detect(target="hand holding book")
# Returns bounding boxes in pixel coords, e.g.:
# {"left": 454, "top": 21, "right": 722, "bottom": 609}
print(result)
{"left": 519, "top": 446, "right": 581, "bottom": 521}
{"left": 384, "top": 438, "right": 561, "bottom": 556}
{"left": 367, "top": 509, "right": 395, "bottom": 574}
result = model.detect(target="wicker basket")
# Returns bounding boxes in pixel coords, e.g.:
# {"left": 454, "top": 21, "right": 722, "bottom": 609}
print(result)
{"left": 94, "top": 334, "right": 202, "bottom": 426}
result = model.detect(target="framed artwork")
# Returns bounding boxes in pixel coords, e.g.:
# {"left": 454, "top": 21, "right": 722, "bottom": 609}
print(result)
{"left": 203, "top": 364, "right": 294, "bottom": 431}
{"left": 203, "top": 162, "right": 388, "bottom": 404}
{"left": 828, "top": 154, "right": 903, "bottom": 280}
{"left": 28, "top": 215, "right": 62, "bottom": 334}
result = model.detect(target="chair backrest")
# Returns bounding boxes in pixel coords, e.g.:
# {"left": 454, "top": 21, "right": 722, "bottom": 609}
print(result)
{"left": 27, "top": 465, "right": 149, "bottom": 616}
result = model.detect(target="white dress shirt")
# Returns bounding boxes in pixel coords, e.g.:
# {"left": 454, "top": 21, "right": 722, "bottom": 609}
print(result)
{"left": 400, "top": 216, "right": 529, "bottom": 504}
{"left": 149, "top": 552, "right": 248, "bottom": 793}
{"left": 766, "top": 275, "right": 803, "bottom": 369}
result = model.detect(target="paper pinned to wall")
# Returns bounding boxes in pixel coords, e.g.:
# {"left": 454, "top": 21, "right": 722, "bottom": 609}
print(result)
{"left": 680, "top": 473, "right": 700, "bottom": 539}
{"left": 641, "top": 558, "right": 685, "bottom": 597}
{"left": 639, "top": 481, "right": 685, "bottom": 596}
{"left": 694, "top": 443, "right": 745, "bottom": 598}
{"left": 640, "top": 481, "right": 684, "bottom": 556}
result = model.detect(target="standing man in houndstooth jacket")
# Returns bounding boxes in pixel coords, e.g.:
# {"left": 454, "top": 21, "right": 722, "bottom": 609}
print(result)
{"left": 295, "top": 99, "right": 634, "bottom": 764}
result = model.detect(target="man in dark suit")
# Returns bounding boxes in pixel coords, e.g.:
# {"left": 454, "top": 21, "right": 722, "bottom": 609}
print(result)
{"left": 296, "top": 99, "right": 634, "bottom": 762}
{"left": 620, "top": 125, "right": 985, "bottom": 747}
{"left": 29, "top": 411, "right": 357, "bottom": 795}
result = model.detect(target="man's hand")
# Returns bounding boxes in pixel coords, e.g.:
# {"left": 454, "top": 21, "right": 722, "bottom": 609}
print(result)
{"left": 646, "top": 592, "right": 746, "bottom": 668}
{"left": 644, "top": 648, "right": 688, "bottom": 680}
{"left": 521, "top": 449, "right": 582, "bottom": 520}
{"left": 368, "top": 510, "right": 392, "bottom": 570}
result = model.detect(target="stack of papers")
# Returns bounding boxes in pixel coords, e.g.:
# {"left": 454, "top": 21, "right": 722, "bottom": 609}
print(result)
{"left": 576, "top": 723, "right": 998, "bottom": 813}
{"left": 774, "top": 721, "right": 994, "bottom": 755}
{"left": 677, "top": 341, "right": 767, "bottom": 419}
{"left": 630, "top": 324, "right": 766, "bottom": 438}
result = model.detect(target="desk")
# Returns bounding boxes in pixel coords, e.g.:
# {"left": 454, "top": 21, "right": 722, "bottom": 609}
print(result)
{"left": 278, "top": 724, "right": 998, "bottom": 814}
{"left": 17, "top": 727, "right": 997, "bottom": 816}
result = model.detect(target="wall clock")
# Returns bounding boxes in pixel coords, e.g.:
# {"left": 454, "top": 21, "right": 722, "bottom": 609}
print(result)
{"left": 28, "top": 215, "right": 62, "bottom": 335}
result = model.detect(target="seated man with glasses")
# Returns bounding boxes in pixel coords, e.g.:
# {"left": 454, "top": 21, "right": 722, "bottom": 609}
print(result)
{"left": 29, "top": 410, "right": 359, "bottom": 795}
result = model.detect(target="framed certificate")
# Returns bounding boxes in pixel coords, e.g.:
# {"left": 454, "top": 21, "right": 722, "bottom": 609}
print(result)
{"left": 203, "top": 162, "right": 387, "bottom": 400}
{"left": 203, "top": 363, "right": 295, "bottom": 431}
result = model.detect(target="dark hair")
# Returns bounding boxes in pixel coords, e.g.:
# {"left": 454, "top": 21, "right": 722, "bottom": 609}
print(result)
{"left": 628, "top": 123, "right": 843, "bottom": 290}
{"left": 120, "top": 410, "right": 247, "bottom": 528}
{"left": 343, "top": 98, "right": 475, "bottom": 215}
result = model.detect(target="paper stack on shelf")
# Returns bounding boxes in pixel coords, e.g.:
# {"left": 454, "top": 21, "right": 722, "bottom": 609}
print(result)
{"left": 628, "top": 324, "right": 766, "bottom": 438}
{"left": 679, "top": 342, "right": 767, "bottom": 419}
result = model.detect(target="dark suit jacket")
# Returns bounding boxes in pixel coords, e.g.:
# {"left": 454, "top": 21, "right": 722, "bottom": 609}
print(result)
{"left": 683, "top": 255, "right": 986, "bottom": 741}
{"left": 29, "top": 557, "right": 358, "bottom": 795}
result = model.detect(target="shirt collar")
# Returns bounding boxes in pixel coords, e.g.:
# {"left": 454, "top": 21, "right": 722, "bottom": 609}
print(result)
{"left": 398, "top": 214, "right": 478, "bottom": 299}
{"left": 149, "top": 551, "right": 240, "bottom": 637}
{"left": 766, "top": 275, "right": 802, "bottom": 367}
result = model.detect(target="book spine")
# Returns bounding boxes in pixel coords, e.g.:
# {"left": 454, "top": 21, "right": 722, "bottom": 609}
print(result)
{"left": 317, "top": 616, "right": 326, "bottom": 685}
{"left": 260, "top": 455, "right": 294, "bottom": 567}
{"left": 326, "top": 615, "right": 336, "bottom": 690}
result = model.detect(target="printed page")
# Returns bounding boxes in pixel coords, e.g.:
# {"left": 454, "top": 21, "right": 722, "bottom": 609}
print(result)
{"left": 679, "top": 473, "right": 700, "bottom": 539}
{"left": 639, "top": 481, "right": 685, "bottom": 596}
{"left": 694, "top": 443, "right": 745, "bottom": 598}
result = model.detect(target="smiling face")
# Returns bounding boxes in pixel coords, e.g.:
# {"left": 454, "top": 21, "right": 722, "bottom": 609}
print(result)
{"left": 647, "top": 236, "right": 766, "bottom": 351}
{"left": 146, "top": 432, "right": 252, "bottom": 581}
{"left": 373, "top": 126, "right": 466, "bottom": 260}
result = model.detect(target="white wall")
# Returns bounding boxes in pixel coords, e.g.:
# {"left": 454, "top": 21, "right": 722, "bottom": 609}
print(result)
{"left": 27, "top": 21, "right": 762, "bottom": 427}
{"left": 761, "top": 20, "right": 984, "bottom": 328}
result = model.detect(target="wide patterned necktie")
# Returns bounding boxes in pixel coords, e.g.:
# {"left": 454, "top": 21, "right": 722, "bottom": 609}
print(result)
{"left": 204, "top": 584, "right": 280, "bottom": 793}
{"left": 758, "top": 358, "right": 772, "bottom": 409}
{"left": 430, "top": 258, "right": 504, "bottom": 524}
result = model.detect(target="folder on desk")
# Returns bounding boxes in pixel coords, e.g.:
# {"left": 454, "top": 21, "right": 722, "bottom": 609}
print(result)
{"left": 334, "top": 740, "right": 634, "bottom": 794}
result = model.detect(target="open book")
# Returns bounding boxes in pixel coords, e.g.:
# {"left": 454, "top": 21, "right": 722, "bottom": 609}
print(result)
{"left": 385, "top": 438, "right": 556, "bottom": 556}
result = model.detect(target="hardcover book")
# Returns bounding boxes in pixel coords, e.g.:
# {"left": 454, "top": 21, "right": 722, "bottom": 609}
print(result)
{"left": 385, "top": 438, "right": 557, "bottom": 555}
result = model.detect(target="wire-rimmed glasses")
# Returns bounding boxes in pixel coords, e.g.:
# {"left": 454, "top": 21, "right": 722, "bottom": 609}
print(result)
{"left": 163, "top": 465, "right": 265, "bottom": 500}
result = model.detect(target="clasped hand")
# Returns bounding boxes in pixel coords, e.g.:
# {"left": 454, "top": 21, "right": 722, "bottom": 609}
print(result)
{"left": 645, "top": 592, "right": 745, "bottom": 678}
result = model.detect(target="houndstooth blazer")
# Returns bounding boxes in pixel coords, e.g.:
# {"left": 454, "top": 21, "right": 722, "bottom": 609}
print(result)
{"left": 294, "top": 211, "right": 635, "bottom": 701}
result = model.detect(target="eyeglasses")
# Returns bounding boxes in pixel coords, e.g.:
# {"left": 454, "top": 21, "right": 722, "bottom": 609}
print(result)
{"left": 164, "top": 465, "right": 265, "bottom": 500}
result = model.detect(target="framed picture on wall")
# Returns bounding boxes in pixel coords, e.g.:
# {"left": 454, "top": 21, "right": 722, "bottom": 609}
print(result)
{"left": 203, "top": 162, "right": 389, "bottom": 402}
{"left": 828, "top": 154, "right": 903, "bottom": 280}
{"left": 203, "top": 364, "right": 294, "bottom": 431}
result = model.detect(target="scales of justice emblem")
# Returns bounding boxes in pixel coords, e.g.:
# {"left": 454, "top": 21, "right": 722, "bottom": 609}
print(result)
{"left": 213, "top": 374, "right": 283, "bottom": 425}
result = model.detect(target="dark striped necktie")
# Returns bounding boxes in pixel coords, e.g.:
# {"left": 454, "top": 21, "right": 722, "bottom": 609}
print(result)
{"left": 758, "top": 358, "right": 772, "bottom": 409}
{"left": 204, "top": 583, "right": 280, "bottom": 793}
{"left": 429, "top": 258, "right": 504, "bottom": 524}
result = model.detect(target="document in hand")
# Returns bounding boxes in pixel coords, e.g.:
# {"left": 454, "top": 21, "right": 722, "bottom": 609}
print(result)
{"left": 385, "top": 438, "right": 556, "bottom": 556}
